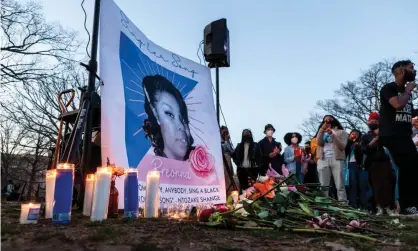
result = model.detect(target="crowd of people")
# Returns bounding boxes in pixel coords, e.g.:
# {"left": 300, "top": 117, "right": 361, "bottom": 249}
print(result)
{"left": 221, "top": 60, "right": 418, "bottom": 217}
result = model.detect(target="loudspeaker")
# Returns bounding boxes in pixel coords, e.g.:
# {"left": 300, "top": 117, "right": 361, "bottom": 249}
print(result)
{"left": 204, "top": 18, "right": 230, "bottom": 68}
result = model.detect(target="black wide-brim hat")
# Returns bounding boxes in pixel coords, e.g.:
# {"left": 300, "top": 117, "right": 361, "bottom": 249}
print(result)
{"left": 264, "top": 124, "right": 276, "bottom": 133}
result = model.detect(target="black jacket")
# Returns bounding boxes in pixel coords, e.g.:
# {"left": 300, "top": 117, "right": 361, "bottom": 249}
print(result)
{"left": 258, "top": 137, "right": 284, "bottom": 173}
{"left": 361, "top": 131, "right": 379, "bottom": 168}
{"left": 233, "top": 141, "right": 261, "bottom": 168}
{"left": 345, "top": 139, "right": 364, "bottom": 166}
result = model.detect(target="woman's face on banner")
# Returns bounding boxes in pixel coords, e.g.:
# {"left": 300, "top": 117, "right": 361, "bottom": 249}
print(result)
{"left": 154, "top": 91, "right": 191, "bottom": 160}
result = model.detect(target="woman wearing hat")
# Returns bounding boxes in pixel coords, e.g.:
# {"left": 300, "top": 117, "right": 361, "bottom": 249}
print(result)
{"left": 258, "top": 124, "right": 284, "bottom": 176}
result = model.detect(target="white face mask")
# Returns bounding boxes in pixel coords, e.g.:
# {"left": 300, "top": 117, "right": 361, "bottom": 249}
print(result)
{"left": 291, "top": 137, "right": 298, "bottom": 144}
{"left": 266, "top": 130, "right": 274, "bottom": 137}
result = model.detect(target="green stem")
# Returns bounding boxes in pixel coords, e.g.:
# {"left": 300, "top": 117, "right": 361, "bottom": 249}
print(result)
{"left": 236, "top": 226, "right": 274, "bottom": 230}
{"left": 291, "top": 228, "right": 377, "bottom": 242}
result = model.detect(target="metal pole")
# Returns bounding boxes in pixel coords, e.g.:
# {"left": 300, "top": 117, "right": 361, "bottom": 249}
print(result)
{"left": 81, "top": 0, "right": 101, "bottom": 179}
{"left": 215, "top": 66, "right": 220, "bottom": 125}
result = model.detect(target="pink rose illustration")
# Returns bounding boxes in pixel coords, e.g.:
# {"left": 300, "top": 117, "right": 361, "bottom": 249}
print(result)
{"left": 189, "top": 146, "right": 214, "bottom": 176}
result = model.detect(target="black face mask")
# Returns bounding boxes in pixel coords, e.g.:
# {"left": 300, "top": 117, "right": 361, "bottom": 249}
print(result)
{"left": 368, "top": 124, "right": 378, "bottom": 131}
{"left": 404, "top": 70, "right": 416, "bottom": 82}
{"left": 305, "top": 147, "right": 311, "bottom": 153}
{"left": 243, "top": 135, "right": 251, "bottom": 142}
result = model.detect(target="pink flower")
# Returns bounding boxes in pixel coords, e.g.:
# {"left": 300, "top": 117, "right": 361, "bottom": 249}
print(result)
{"left": 189, "top": 146, "right": 214, "bottom": 176}
{"left": 288, "top": 185, "right": 297, "bottom": 192}
{"left": 281, "top": 164, "right": 289, "bottom": 177}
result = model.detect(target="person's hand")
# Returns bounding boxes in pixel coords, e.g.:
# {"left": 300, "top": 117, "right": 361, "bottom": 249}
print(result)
{"left": 415, "top": 141, "right": 418, "bottom": 146}
{"left": 406, "top": 81, "right": 417, "bottom": 93}
{"left": 369, "top": 137, "right": 378, "bottom": 147}
{"left": 302, "top": 166, "right": 308, "bottom": 175}
{"left": 321, "top": 122, "right": 330, "bottom": 130}
{"left": 269, "top": 152, "right": 276, "bottom": 158}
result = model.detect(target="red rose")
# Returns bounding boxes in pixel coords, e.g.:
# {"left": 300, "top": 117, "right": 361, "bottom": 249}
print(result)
{"left": 199, "top": 208, "right": 215, "bottom": 222}
{"left": 189, "top": 146, "right": 214, "bottom": 176}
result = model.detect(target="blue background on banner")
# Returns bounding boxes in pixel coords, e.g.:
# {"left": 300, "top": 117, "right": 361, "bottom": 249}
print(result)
{"left": 119, "top": 32, "right": 198, "bottom": 168}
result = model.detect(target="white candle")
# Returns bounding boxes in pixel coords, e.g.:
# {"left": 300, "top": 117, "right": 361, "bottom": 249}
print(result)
{"left": 45, "top": 170, "right": 56, "bottom": 219}
{"left": 91, "top": 167, "right": 112, "bottom": 221}
{"left": 83, "top": 174, "right": 95, "bottom": 216}
{"left": 144, "top": 170, "right": 160, "bottom": 218}
{"left": 20, "top": 203, "right": 41, "bottom": 224}
{"left": 231, "top": 191, "right": 239, "bottom": 203}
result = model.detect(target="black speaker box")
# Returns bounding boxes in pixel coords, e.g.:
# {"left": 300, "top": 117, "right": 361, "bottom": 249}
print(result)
{"left": 203, "top": 18, "right": 230, "bottom": 68}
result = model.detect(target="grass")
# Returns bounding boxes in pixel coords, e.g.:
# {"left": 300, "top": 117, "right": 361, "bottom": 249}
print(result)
{"left": 2, "top": 201, "right": 418, "bottom": 251}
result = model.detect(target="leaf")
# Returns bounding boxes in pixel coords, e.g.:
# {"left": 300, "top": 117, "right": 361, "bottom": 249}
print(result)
{"left": 298, "top": 202, "right": 313, "bottom": 216}
{"left": 279, "top": 206, "right": 286, "bottom": 214}
{"left": 313, "top": 210, "right": 319, "bottom": 216}
{"left": 243, "top": 221, "right": 258, "bottom": 227}
{"left": 272, "top": 193, "right": 287, "bottom": 205}
{"left": 258, "top": 211, "right": 269, "bottom": 219}
{"left": 273, "top": 219, "right": 283, "bottom": 229}
{"left": 315, "top": 196, "right": 331, "bottom": 204}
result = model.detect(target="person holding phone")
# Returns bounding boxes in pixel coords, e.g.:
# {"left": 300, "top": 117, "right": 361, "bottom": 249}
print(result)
{"left": 316, "top": 115, "right": 348, "bottom": 202}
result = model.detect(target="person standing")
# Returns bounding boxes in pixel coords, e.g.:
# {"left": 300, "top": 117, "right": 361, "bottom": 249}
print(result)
{"left": 412, "top": 117, "right": 418, "bottom": 151}
{"left": 220, "top": 126, "right": 237, "bottom": 195}
{"left": 283, "top": 132, "right": 304, "bottom": 182}
{"left": 316, "top": 115, "right": 348, "bottom": 202}
{"left": 362, "top": 112, "right": 397, "bottom": 216}
{"left": 258, "top": 124, "right": 283, "bottom": 176}
{"left": 302, "top": 141, "right": 318, "bottom": 184}
{"left": 378, "top": 60, "right": 418, "bottom": 215}
{"left": 345, "top": 129, "right": 367, "bottom": 209}
{"left": 233, "top": 129, "right": 261, "bottom": 191}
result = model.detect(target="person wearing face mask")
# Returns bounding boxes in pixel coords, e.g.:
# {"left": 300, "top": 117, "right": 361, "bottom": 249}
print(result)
{"left": 233, "top": 129, "right": 262, "bottom": 191}
{"left": 283, "top": 132, "right": 304, "bottom": 182}
{"left": 316, "top": 115, "right": 348, "bottom": 202}
{"left": 378, "top": 60, "right": 418, "bottom": 216}
{"left": 258, "top": 124, "right": 283, "bottom": 176}
{"left": 361, "top": 112, "right": 397, "bottom": 216}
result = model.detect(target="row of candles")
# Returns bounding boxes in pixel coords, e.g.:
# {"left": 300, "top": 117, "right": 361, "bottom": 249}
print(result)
{"left": 20, "top": 163, "right": 162, "bottom": 224}
{"left": 20, "top": 163, "right": 241, "bottom": 224}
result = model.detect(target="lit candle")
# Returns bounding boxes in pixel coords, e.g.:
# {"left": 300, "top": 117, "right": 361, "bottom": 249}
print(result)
{"left": 124, "top": 168, "right": 139, "bottom": 218}
{"left": 144, "top": 170, "right": 160, "bottom": 218}
{"left": 91, "top": 166, "right": 112, "bottom": 221}
{"left": 45, "top": 170, "right": 56, "bottom": 219}
{"left": 52, "top": 163, "right": 74, "bottom": 224}
{"left": 83, "top": 174, "right": 95, "bottom": 216}
{"left": 20, "top": 203, "right": 41, "bottom": 224}
{"left": 231, "top": 191, "right": 239, "bottom": 203}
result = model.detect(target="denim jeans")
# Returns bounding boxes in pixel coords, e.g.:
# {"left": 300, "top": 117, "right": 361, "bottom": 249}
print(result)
{"left": 347, "top": 162, "right": 370, "bottom": 209}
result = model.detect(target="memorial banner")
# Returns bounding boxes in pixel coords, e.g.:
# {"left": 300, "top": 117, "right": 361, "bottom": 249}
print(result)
{"left": 99, "top": 0, "right": 226, "bottom": 208}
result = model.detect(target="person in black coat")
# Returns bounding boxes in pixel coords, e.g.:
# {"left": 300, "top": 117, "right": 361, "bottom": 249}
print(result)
{"left": 258, "top": 124, "right": 284, "bottom": 175}
{"left": 233, "top": 129, "right": 261, "bottom": 190}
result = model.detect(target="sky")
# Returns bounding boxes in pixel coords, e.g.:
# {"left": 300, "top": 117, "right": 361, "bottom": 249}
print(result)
{"left": 39, "top": 0, "right": 418, "bottom": 146}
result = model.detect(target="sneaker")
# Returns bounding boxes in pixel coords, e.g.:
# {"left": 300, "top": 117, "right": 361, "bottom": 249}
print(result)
{"left": 376, "top": 206, "right": 384, "bottom": 216}
{"left": 385, "top": 207, "right": 399, "bottom": 217}
{"left": 400, "top": 207, "right": 418, "bottom": 216}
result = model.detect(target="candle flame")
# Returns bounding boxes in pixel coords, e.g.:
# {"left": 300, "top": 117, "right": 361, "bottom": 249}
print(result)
{"left": 231, "top": 191, "right": 239, "bottom": 196}
{"left": 46, "top": 169, "right": 56, "bottom": 178}
{"left": 57, "top": 163, "right": 75, "bottom": 170}
{"left": 97, "top": 166, "right": 112, "bottom": 173}
{"left": 86, "top": 174, "right": 95, "bottom": 181}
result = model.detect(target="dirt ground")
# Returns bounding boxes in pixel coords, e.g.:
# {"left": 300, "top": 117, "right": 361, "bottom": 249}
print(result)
{"left": 1, "top": 201, "right": 418, "bottom": 251}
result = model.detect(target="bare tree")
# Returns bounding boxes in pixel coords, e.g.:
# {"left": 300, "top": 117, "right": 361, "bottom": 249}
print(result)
{"left": 300, "top": 60, "right": 418, "bottom": 138}
{"left": 0, "top": 0, "right": 80, "bottom": 89}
